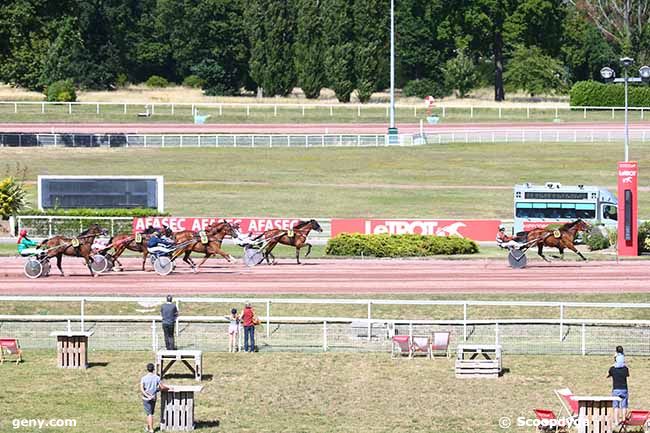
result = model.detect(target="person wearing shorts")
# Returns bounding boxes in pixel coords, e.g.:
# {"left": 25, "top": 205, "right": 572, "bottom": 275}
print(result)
{"left": 140, "top": 363, "right": 167, "bottom": 433}
{"left": 226, "top": 308, "right": 240, "bottom": 353}
{"left": 607, "top": 361, "right": 630, "bottom": 424}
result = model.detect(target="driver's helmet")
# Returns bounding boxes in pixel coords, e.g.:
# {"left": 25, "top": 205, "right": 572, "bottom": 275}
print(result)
{"left": 498, "top": 225, "right": 506, "bottom": 232}
{"left": 19, "top": 229, "right": 28, "bottom": 237}
{"left": 153, "top": 230, "right": 161, "bottom": 237}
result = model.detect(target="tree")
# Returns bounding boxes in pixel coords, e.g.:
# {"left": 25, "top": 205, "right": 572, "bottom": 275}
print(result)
{"left": 294, "top": 0, "right": 325, "bottom": 99}
{"left": 443, "top": 50, "right": 478, "bottom": 97}
{"left": 322, "top": 0, "right": 356, "bottom": 102}
{"left": 41, "top": 17, "right": 85, "bottom": 86}
{"left": 0, "top": 177, "right": 26, "bottom": 220}
{"left": 244, "top": 0, "right": 296, "bottom": 96}
{"left": 353, "top": 0, "right": 388, "bottom": 102}
{"left": 504, "top": 45, "right": 568, "bottom": 96}
{"left": 503, "top": 0, "right": 566, "bottom": 57}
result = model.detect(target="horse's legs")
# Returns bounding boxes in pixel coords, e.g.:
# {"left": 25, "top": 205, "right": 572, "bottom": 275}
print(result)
{"left": 182, "top": 250, "right": 197, "bottom": 271}
{"left": 263, "top": 242, "right": 278, "bottom": 265}
{"left": 566, "top": 244, "right": 587, "bottom": 260}
{"left": 84, "top": 254, "right": 97, "bottom": 277}
{"left": 111, "top": 246, "right": 125, "bottom": 271}
{"left": 56, "top": 253, "right": 65, "bottom": 276}
{"left": 558, "top": 247, "right": 565, "bottom": 260}
{"left": 537, "top": 244, "right": 550, "bottom": 262}
{"left": 304, "top": 243, "right": 312, "bottom": 258}
{"left": 295, "top": 247, "right": 301, "bottom": 265}
{"left": 142, "top": 251, "right": 149, "bottom": 271}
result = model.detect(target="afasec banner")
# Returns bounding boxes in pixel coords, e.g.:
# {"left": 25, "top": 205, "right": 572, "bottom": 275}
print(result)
{"left": 330, "top": 219, "right": 500, "bottom": 241}
{"left": 132, "top": 217, "right": 303, "bottom": 234}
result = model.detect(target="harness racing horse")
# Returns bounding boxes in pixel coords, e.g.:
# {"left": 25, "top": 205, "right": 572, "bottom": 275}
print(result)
{"left": 173, "top": 220, "right": 239, "bottom": 271}
{"left": 253, "top": 219, "right": 323, "bottom": 265}
{"left": 522, "top": 219, "right": 589, "bottom": 262}
{"left": 39, "top": 224, "right": 107, "bottom": 276}
{"left": 110, "top": 225, "right": 172, "bottom": 271}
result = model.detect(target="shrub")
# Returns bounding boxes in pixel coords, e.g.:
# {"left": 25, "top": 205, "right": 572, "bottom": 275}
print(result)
{"left": 570, "top": 80, "right": 650, "bottom": 107}
{"left": 0, "top": 177, "right": 27, "bottom": 219}
{"left": 182, "top": 75, "right": 205, "bottom": 88}
{"left": 443, "top": 50, "right": 478, "bottom": 98}
{"left": 20, "top": 208, "right": 167, "bottom": 217}
{"left": 638, "top": 221, "right": 650, "bottom": 253}
{"left": 585, "top": 225, "right": 610, "bottom": 251}
{"left": 325, "top": 233, "right": 479, "bottom": 257}
{"left": 145, "top": 75, "right": 169, "bottom": 88}
{"left": 45, "top": 79, "right": 77, "bottom": 102}
{"left": 116, "top": 73, "right": 129, "bottom": 88}
{"left": 402, "top": 79, "right": 449, "bottom": 99}
{"left": 504, "top": 45, "right": 568, "bottom": 97}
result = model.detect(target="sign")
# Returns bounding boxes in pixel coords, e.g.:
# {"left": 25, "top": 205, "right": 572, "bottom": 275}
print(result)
{"left": 617, "top": 161, "right": 638, "bottom": 256}
{"left": 132, "top": 217, "right": 304, "bottom": 235}
{"left": 330, "top": 219, "right": 500, "bottom": 241}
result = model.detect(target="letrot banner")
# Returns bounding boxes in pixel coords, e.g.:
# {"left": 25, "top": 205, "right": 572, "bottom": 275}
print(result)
{"left": 132, "top": 217, "right": 303, "bottom": 234}
{"left": 330, "top": 219, "right": 500, "bottom": 241}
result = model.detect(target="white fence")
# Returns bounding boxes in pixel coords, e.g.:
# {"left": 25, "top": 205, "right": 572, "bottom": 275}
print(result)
{"left": 4, "top": 100, "right": 650, "bottom": 120}
{"left": 2, "top": 296, "right": 650, "bottom": 355}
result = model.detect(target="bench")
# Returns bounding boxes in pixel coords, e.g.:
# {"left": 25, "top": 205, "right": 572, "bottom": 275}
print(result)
{"left": 156, "top": 350, "right": 202, "bottom": 382}
{"left": 0, "top": 338, "right": 23, "bottom": 365}
{"left": 455, "top": 344, "right": 502, "bottom": 378}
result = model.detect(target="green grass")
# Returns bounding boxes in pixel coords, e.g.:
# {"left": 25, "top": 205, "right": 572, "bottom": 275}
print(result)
{"left": 4, "top": 142, "right": 650, "bottom": 218}
{"left": 0, "top": 102, "right": 645, "bottom": 124}
{"left": 1, "top": 350, "right": 646, "bottom": 432}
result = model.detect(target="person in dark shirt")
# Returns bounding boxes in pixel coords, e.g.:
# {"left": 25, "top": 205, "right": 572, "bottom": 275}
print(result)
{"left": 160, "top": 295, "right": 179, "bottom": 350}
{"left": 607, "top": 363, "right": 629, "bottom": 424}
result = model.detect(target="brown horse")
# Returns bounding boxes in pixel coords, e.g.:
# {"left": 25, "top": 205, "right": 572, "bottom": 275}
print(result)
{"left": 39, "top": 224, "right": 107, "bottom": 276}
{"left": 173, "top": 220, "right": 239, "bottom": 270}
{"left": 521, "top": 219, "right": 589, "bottom": 262}
{"left": 252, "top": 219, "right": 323, "bottom": 264}
{"left": 110, "top": 225, "right": 172, "bottom": 271}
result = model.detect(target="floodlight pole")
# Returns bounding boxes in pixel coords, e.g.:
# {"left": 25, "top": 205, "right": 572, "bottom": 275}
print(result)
{"left": 387, "top": 0, "right": 398, "bottom": 143}
{"left": 624, "top": 67, "right": 629, "bottom": 162}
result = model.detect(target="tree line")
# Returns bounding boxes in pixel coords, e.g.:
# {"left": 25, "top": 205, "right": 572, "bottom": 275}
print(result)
{"left": 0, "top": 0, "right": 644, "bottom": 101}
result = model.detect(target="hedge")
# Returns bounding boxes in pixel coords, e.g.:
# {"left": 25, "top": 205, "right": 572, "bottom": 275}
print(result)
{"left": 325, "top": 233, "right": 479, "bottom": 257}
{"left": 570, "top": 80, "right": 650, "bottom": 107}
{"left": 638, "top": 221, "right": 650, "bottom": 253}
{"left": 19, "top": 208, "right": 167, "bottom": 217}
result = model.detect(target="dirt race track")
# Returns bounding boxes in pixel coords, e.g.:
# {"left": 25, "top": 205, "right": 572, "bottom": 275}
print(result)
{"left": 1, "top": 257, "right": 649, "bottom": 295}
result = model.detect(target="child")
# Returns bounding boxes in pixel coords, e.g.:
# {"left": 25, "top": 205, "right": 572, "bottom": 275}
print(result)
{"left": 226, "top": 308, "right": 240, "bottom": 353}
{"left": 614, "top": 345, "right": 625, "bottom": 368}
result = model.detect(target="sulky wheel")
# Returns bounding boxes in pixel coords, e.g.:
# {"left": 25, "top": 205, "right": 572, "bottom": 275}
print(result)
{"left": 90, "top": 254, "right": 109, "bottom": 274}
{"left": 154, "top": 256, "right": 174, "bottom": 275}
{"left": 508, "top": 248, "right": 528, "bottom": 269}
{"left": 243, "top": 246, "right": 265, "bottom": 267}
{"left": 24, "top": 258, "right": 44, "bottom": 279}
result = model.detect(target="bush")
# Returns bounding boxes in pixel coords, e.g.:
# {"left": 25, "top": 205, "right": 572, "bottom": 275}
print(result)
{"left": 402, "top": 79, "right": 449, "bottom": 99}
{"left": 145, "top": 75, "right": 169, "bottom": 88}
{"left": 0, "top": 177, "right": 27, "bottom": 219}
{"left": 182, "top": 75, "right": 205, "bottom": 89}
{"left": 504, "top": 45, "right": 568, "bottom": 97}
{"left": 45, "top": 79, "right": 77, "bottom": 102}
{"left": 585, "top": 225, "right": 610, "bottom": 251}
{"left": 19, "top": 208, "right": 167, "bottom": 217}
{"left": 637, "top": 221, "right": 650, "bottom": 253}
{"left": 116, "top": 73, "right": 129, "bottom": 88}
{"left": 443, "top": 50, "right": 478, "bottom": 98}
{"left": 325, "top": 233, "right": 479, "bottom": 257}
{"left": 570, "top": 80, "right": 650, "bottom": 107}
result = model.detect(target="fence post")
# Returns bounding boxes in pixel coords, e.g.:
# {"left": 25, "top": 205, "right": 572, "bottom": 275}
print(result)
{"left": 408, "top": 322, "right": 413, "bottom": 339}
{"left": 357, "top": 105, "right": 361, "bottom": 117}
{"left": 96, "top": 103, "right": 99, "bottom": 115}
{"left": 80, "top": 299, "right": 85, "bottom": 332}
{"left": 247, "top": 105, "right": 250, "bottom": 117}
{"left": 42, "top": 102, "right": 45, "bottom": 113}
{"left": 526, "top": 106, "right": 530, "bottom": 119}
{"left": 581, "top": 323, "right": 586, "bottom": 355}
{"left": 367, "top": 302, "right": 372, "bottom": 342}
{"left": 274, "top": 105, "right": 277, "bottom": 116}
{"left": 48, "top": 217, "right": 53, "bottom": 238}
{"left": 584, "top": 107, "right": 587, "bottom": 119}
{"left": 470, "top": 106, "right": 474, "bottom": 119}
{"left": 67, "top": 320, "right": 71, "bottom": 333}
{"left": 498, "top": 107, "right": 502, "bottom": 119}
{"left": 175, "top": 300, "right": 180, "bottom": 337}
{"left": 495, "top": 322, "right": 499, "bottom": 346}
{"left": 124, "top": 103, "right": 127, "bottom": 114}
{"left": 323, "top": 321, "right": 328, "bottom": 352}
{"left": 330, "top": 106, "right": 333, "bottom": 117}
{"left": 171, "top": 104, "right": 174, "bottom": 116}
{"left": 219, "top": 104, "right": 223, "bottom": 116}
{"left": 152, "top": 320, "right": 157, "bottom": 352}
{"left": 555, "top": 107, "right": 558, "bottom": 118}
{"left": 68, "top": 103, "right": 72, "bottom": 115}
{"left": 302, "top": 105, "right": 305, "bottom": 117}
{"left": 559, "top": 304, "right": 564, "bottom": 342}
{"left": 463, "top": 303, "right": 467, "bottom": 341}
{"left": 612, "top": 108, "right": 615, "bottom": 119}
{"left": 14, "top": 102, "right": 17, "bottom": 113}
{"left": 266, "top": 300, "right": 271, "bottom": 338}
{"left": 442, "top": 106, "right": 446, "bottom": 117}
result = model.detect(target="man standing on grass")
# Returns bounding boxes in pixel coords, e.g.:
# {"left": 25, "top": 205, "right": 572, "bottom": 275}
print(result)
{"left": 140, "top": 362, "right": 168, "bottom": 433}
{"left": 161, "top": 295, "right": 178, "bottom": 350}
{"left": 607, "top": 358, "right": 630, "bottom": 424}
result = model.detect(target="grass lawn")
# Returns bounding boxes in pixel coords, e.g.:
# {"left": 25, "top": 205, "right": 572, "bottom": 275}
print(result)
{"left": 1, "top": 350, "right": 645, "bottom": 433}
{"left": 4, "top": 141, "right": 649, "bottom": 218}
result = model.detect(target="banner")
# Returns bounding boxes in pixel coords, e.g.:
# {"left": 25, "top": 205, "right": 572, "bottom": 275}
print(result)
{"left": 522, "top": 221, "right": 572, "bottom": 231}
{"left": 330, "top": 219, "right": 500, "bottom": 241}
{"left": 617, "top": 161, "right": 638, "bottom": 256}
{"left": 132, "top": 217, "right": 304, "bottom": 234}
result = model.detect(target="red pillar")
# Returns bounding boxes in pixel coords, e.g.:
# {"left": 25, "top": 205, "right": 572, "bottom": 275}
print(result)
{"left": 617, "top": 161, "right": 638, "bottom": 256}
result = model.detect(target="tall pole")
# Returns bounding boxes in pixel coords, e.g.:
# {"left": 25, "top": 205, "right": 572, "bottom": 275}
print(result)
{"left": 624, "top": 67, "right": 629, "bottom": 161}
{"left": 389, "top": 0, "right": 395, "bottom": 130}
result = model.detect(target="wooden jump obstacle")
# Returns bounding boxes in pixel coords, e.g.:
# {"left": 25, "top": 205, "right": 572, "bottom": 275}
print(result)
{"left": 455, "top": 344, "right": 502, "bottom": 379}
{"left": 50, "top": 331, "right": 94, "bottom": 369}
{"left": 574, "top": 396, "right": 621, "bottom": 433}
{"left": 156, "top": 350, "right": 203, "bottom": 382}
{"left": 160, "top": 385, "right": 203, "bottom": 431}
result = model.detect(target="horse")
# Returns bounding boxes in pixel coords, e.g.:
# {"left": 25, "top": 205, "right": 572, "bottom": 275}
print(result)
{"left": 172, "top": 220, "right": 239, "bottom": 271}
{"left": 251, "top": 219, "right": 323, "bottom": 265}
{"left": 38, "top": 224, "right": 107, "bottom": 276}
{"left": 109, "top": 225, "right": 172, "bottom": 271}
{"left": 519, "top": 219, "right": 589, "bottom": 262}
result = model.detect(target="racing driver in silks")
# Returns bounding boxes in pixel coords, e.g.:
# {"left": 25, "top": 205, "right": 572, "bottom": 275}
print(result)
{"left": 17, "top": 229, "right": 41, "bottom": 257}
{"left": 496, "top": 225, "right": 521, "bottom": 249}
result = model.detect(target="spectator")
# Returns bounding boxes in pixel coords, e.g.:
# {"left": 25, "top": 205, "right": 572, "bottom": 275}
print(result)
{"left": 226, "top": 308, "right": 240, "bottom": 353}
{"left": 140, "top": 362, "right": 168, "bottom": 433}
{"left": 160, "top": 295, "right": 178, "bottom": 350}
{"left": 241, "top": 302, "right": 256, "bottom": 353}
{"left": 607, "top": 355, "right": 629, "bottom": 424}
{"left": 614, "top": 345, "right": 626, "bottom": 368}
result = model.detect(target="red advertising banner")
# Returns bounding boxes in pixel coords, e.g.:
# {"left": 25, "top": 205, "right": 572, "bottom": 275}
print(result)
{"left": 522, "top": 221, "right": 572, "bottom": 231}
{"left": 617, "top": 161, "right": 638, "bottom": 256}
{"left": 132, "top": 217, "right": 305, "bottom": 235}
{"left": 330, "top": 219, "right": 500, "bottom": 241}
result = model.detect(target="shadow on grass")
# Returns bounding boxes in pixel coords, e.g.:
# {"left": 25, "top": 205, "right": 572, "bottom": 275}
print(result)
{"left": 88, "top": 362, "right": 109, "bottom": 368}
{"left": 195, "top": 420, "right": 220, "bottom": 429}
{"left": 499, "top": 367, "right": 511, "bottom": 377}
{"left": 163, "top": 373, "right": 214, "bottom": 381}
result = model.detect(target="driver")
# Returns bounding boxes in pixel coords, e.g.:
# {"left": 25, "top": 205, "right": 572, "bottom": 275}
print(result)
{"left": 17, "top": 229, "right": 41, "bottom": 257}
{"left": 496, "top": 226, "right": 520, "bottom": 249}
{"left": 147, "top": 230, "right": 175, "bottom": 249}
